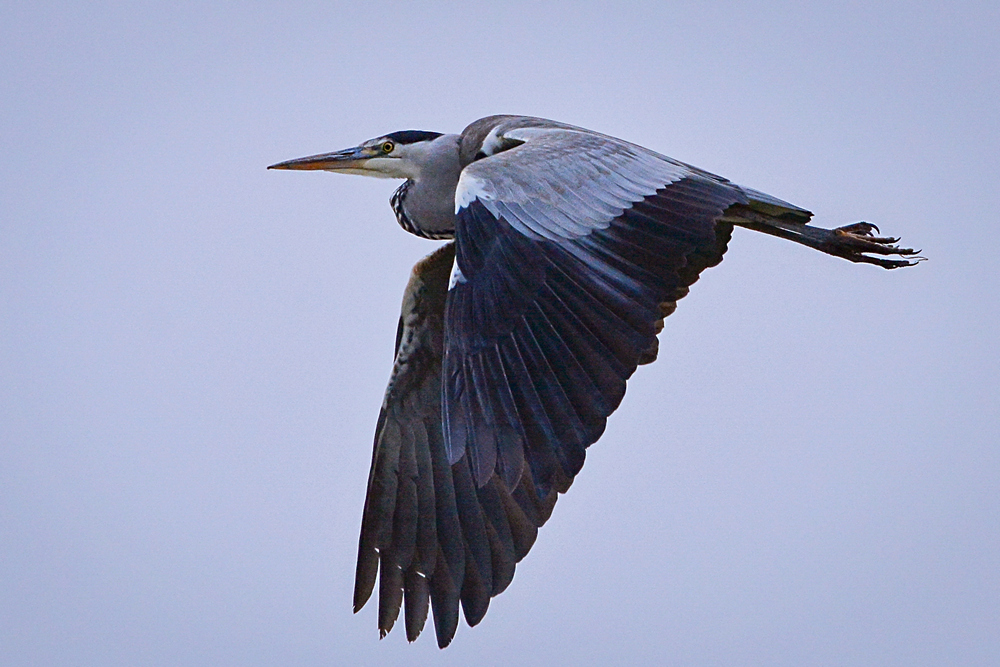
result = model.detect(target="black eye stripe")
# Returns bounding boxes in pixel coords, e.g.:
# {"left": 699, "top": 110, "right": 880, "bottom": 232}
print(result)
{"left": 383, "top": 130, "right": 443, "bottom": 145}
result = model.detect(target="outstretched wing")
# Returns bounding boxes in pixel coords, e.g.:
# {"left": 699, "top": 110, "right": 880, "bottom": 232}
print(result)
{"left": 357, "top": 119, "right": 790, "bottom": 647}
{"left": 354, "top": 242, "right": 561, "bottom": 648}
{"left": 443, "top": 119, "right": 747, "bottom": 492}
{"left": 348, "top": 115, "right": 919, "bottom": 649}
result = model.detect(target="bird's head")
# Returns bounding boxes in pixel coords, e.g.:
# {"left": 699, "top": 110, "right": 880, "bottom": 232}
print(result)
{"left": 268, "top": 130, "right": 444, "bottom": 180}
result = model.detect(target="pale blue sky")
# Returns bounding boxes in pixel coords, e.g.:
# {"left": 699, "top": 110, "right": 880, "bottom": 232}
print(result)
{"left": 2, "top": 2, "right": 997, "bottom": 665}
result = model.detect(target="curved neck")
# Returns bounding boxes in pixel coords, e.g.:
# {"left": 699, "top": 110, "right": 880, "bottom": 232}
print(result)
{"left": 394, "top": 134, "right": 461, "bottom": 239}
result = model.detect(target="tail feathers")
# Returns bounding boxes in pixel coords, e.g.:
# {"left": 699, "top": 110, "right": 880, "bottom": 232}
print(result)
{"left": 738, "top": 186, "right": 813, "bottom": 222}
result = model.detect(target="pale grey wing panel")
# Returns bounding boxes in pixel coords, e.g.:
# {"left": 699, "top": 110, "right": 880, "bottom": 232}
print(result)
{"left": 457, "top": 117, "right": 810, "bottom": 234}
{"left": 456, "top": 127, "right": 699, "bottom": 242}
{"left": 353, "top": 242, "right": 561, "bottom": 649}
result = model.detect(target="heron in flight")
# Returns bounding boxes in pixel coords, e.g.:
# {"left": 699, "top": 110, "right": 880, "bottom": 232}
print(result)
{"left": 269, "top": 115, "right": 919, "bottom": 648}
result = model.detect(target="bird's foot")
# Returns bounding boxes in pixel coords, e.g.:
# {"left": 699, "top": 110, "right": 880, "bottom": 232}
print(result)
{"left": 824, "top": 221, "right": 924, "bottom": 269}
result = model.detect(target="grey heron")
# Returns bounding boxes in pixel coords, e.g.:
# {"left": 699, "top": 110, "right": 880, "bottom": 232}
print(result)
{"left": 268, "top": 115, "right": 919, "bottom": 648}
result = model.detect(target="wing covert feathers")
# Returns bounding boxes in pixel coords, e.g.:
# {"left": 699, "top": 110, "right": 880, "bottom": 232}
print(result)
{"left": 444, "top": 174, "right": 743, "bottom": 494}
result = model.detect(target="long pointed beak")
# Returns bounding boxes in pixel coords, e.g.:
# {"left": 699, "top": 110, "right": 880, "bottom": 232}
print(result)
{"left": 268, "top": 146, "right": 372, "bottom": 171}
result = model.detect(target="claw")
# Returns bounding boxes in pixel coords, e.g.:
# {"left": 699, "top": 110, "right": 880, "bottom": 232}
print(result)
{"left": 836, "top": 222, "right": 880, "bottom": 236}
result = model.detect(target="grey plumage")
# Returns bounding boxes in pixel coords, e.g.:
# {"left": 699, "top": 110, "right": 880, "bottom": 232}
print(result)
{"left": 268, "top": 115, "right": 920, "bottom": 648}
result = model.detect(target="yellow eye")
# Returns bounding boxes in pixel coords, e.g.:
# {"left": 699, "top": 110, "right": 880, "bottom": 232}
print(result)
{"left": 381, "top": 141, "right": 394, "bottom": 154}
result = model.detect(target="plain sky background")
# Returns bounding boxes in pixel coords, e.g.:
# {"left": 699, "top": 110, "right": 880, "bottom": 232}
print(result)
{"left": 2, "top": 2, "right": 998, "bottom": 665}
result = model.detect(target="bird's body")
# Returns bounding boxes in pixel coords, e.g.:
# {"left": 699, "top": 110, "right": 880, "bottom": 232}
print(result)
{"left": 269, "top": 115, "right": 919, "bottom": 648}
